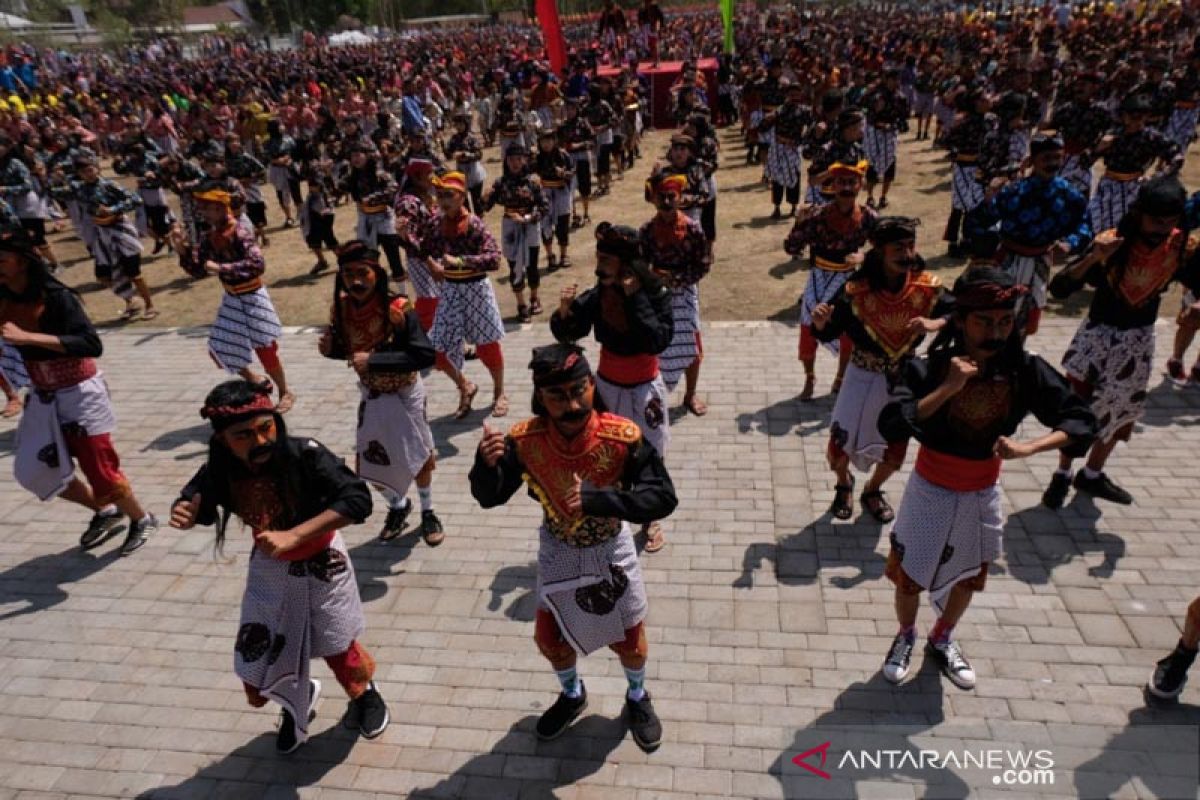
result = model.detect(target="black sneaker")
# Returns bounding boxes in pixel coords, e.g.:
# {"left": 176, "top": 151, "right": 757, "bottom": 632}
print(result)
{"left": 80, "top": 509, "right": 123, "bottom": 550}
{"left": 1148, "top": 641, "right": 1199, "bottom": 700}
{"left": 882, "top": 632, "right": 914, "bottom": 683}
{"left": 120, "top": 515, "right": 157, "bottom": 557}
{"left": 1042, "top": 472, "right": 1072, "bottom": 509}
{"left": 379, "top": 501, "right": 412, "bottom": 541}
{"left": 536, "top": 683, "right": 587, "bottom": 741}
{"left": 421, "top": 510, "right": 445, "bottom": 547}
{"left": 926, "top": 640, "right": 976, "bottom": 690}
{"left": 277, "top": 678, "right": 321, "bottom": 754}
{"left": 626, "top": 692, "right": 663, "bottom": 753}
{"left": 352, "top": 682, "right": 390, "bottom": 739}
{"left": 1072, "top": 470, "right": 1133, "bottom": 505}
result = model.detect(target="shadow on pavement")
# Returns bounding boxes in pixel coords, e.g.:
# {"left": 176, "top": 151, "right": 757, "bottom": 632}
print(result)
{"left": 487, "top": 560, "right": 537, "bottom": 622}
{"left": 768, "top": 667, "right": 970, "bottom": 799}
{"left": 135, "top": 724, "right": 358, "bottom": 799}
{"left": 410, "top": 714, "right": 624, "bottom": 799}
{"left": 0, "top": 544, "right": 125, "bottom": 621}
{"left": 1003, "top": 497, "right": 1125, "bottom": 586}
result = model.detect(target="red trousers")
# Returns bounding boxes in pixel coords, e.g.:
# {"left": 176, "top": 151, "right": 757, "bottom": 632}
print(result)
{"left": 534, "top": 608, "right": 647, "bottom": 670}
{"left": 64, "top": 430, "right": 130, "bottom": 507}
{"left": 242, "top": 639, "right": 376, "bottom": 706}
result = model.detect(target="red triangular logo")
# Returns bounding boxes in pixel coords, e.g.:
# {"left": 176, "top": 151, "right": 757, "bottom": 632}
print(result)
{"left": 792, "top": 740, "right": 832, "bottom": 780}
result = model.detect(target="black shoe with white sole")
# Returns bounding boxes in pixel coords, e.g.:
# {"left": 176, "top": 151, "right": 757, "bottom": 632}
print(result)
{"left": 626, "top": 692, "right": 663, "bottom": 753}
{"left": 536, "top": 684, "right": 587, "bottom": 741}
{"left": 120, "top": 515, "right": 158, "bottom": 557}
{"left": 80, "top": 509, "right": 123, "bottom": 550}
{"left": 353, "top": 682, "right": 390, "bottom": 738}
{"left": 1148, "top": 641, "right": 1198, "bottom": 700}
{"left": 277, "top": 678, "right": 321, "bottom": 754}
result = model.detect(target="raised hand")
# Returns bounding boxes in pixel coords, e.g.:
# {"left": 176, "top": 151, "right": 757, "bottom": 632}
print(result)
{"left": 479, "top": 420, "right": 507, "bottom": 467}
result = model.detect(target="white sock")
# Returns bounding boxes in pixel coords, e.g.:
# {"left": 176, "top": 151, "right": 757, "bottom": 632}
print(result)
{"left": 98, "top": 505, "right": 119, "bottom": 517}
{"left": 418, "top": 485, "right": 433, "bottom": 513}
{"left": 1081, "top": 467, "right": 1101, "bottom": 480}
{"left": 380, "top": 488, "right": 409, "bottom": 511}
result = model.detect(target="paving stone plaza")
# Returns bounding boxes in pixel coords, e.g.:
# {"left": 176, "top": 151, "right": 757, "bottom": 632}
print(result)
{"left": 1, "top": 319, "right": 1198, "bottom": 799}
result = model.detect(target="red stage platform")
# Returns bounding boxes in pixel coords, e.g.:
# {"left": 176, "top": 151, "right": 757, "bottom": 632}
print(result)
{"left": 597, "top": 57, "right": 719, "bottom": 129}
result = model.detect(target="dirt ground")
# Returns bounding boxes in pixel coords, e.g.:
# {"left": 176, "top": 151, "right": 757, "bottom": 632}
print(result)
{"left": 57, "top": 126, "right": 1200, "bottom": 329}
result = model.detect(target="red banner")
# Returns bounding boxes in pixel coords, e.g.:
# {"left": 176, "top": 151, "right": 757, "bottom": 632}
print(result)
{"left": 536, "top": 0, "right": 568, "bottom": 77}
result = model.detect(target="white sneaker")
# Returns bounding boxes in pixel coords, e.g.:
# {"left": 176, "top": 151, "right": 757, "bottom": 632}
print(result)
{"left": 883, "top": 632, "right": 915, "bottom": 683}
{"left": 927, "top": 640, "right": 976, "bottom": 689}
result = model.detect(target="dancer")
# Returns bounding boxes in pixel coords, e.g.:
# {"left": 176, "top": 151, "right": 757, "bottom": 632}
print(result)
{"left": 810, "top": 217, "right": 943, "bottom": 522}
{"left": 319, "top": 240, "right": 443, "bottom": 544}
{"left": 0, "top": 220, "right": 158, "bottom": 555}
{"left": 1044, "top": 176, "right": 1200, "bottom": 508}
{"left": 419, "top": 171, "right": 508, "bottom": 419}
{"left": 469, "top": 343, "right": 676, "bottom": 749}
{"left": 170, "top": 187, "right": 295, "bottom": 413}
{"left": 169, "top": 379, "right": 389, "bottom": 753}
{"left": 640, "top": 173, "right": 711, "bottom": 416}
{"left": 483, "top": 144, "right": 548, "bottom": 323}
{"left": 534, "top": 127, "right": 575, "bottom": 272}
{"left": 784, "top": 160, "right": 877, "bottom": 399}
{"left": 877, "top": 268, "right": 1096, "bottom": 690}
{"left": 552, "top": 222, "right": 674, "bottom": 552}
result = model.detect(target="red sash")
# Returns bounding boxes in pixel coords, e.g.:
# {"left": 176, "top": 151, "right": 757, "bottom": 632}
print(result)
{"left": 915, "top": 446, "right": 1001, "bottom": 492}
{"left": 598, "top": 350, "right": 659, "bottom": 386}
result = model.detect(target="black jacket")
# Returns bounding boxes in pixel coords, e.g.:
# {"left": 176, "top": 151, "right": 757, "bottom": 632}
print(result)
{"left": 178, "top": 436, "right": 372, "bottom": 530}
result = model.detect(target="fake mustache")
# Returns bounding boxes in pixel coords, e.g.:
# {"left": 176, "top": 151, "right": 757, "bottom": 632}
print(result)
{"left": 249, "top": 444, "right": 275, "bottom": 462}
{"left": 979, "top": 338, "right": 1006, "bottom": 352}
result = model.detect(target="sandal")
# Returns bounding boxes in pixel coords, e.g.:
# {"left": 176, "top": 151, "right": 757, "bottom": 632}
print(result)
{"left": 517, "top": 304, "right": 531, "bottom": 323}
{"left": 642, "top": 521, "right": 666, "bottom": 553}
{"left": 530, "top": 298, "right": 543, "bottom": 315}
{"left": 454, "top": 382, "right": 479, "bottom": 420}
{"left": 275, "top": 391, "right": 296, "bottom": 414}
{"left": 830, "top": 476, "right": 856, "bottom": 520}
{"left": 119, "top": 305, "right": 141, "bottom": 321}
{"left": 491, "top": 394, "right": 509, "bottom": 418}
{"left": 559, "top": 255, "right": 572, "bottom": 268}
{"left": 799, "top": 373, "right": 816, "bottom": 401}
{"left": 861, "top": 490, "right": 895, "bottom": 524}
{"left": 546, "top": 253, "right": 558, "bottom": 272}
{"left": 140, "top": 308, "right": 160, "bottom": 321}
{"left": 2, "top": 395, "right": 21, "bottom": 418}
{"left": 683, "top": 394, "right": 708, "bottom": 416}
{"left": 571, "top": 214, "right": 583, "bottom": 228}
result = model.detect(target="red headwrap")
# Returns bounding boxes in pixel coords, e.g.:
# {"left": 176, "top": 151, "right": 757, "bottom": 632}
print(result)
{"left": 201, "top": 387, "right": 276, "bottom": 431}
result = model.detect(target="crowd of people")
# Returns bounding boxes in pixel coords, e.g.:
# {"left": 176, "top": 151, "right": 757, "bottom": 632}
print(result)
{"left": 3, "top": 0, "right": 1200, "bottom": 768}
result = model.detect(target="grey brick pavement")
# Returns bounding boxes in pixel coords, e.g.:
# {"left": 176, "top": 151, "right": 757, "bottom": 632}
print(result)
{"left": 0, "top": 318, "right": 1198, "bottom": 799}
